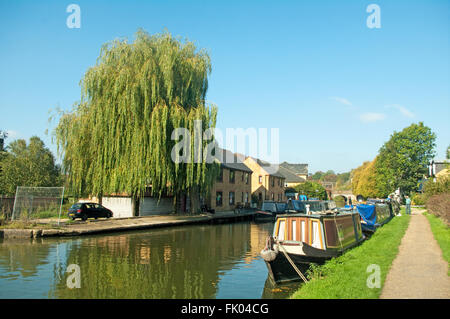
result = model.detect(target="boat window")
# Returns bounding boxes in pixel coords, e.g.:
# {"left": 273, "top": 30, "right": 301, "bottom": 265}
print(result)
{"left": 301, "top": 221, "right": 306, "bottom": 242}
{"left": 311, "top": 221, "right": 321, "bottom": 249}
{"left": 292, "top": 220, "right": 297, "bottom": 241}
{"left": 278, "top": 220, "right": 286, "bottom": 241}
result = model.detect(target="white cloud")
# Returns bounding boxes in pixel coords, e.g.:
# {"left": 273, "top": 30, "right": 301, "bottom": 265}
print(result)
{"left": 330, "top": 96, "right": 353, "bottom": 106}
{"left": 385, "top": 104, "right": 415, "bottom": 118}
{"left": 359, "top": 112, "right": 386, "bottom": 123}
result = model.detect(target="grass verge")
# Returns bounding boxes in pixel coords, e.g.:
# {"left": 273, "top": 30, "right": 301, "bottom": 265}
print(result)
{"left": 423, "top": 211, "right": 450, "bottom": 275}
{"left": 290, "top": 213, "right": 411, "bottom": 299}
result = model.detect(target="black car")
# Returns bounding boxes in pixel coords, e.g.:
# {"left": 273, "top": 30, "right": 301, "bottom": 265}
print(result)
{"left": 68, "top": 202, "right": 113, "bottom": 221}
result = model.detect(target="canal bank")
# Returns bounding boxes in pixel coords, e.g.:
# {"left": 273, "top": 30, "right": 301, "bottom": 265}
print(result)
{"left": 0, "top": 210, "right": 258, "bottom": 239}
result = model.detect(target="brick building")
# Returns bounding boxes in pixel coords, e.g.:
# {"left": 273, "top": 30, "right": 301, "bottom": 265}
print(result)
{"left": 207, "top": 149, "right": 253, "bottom": 212}
{"left": 243, "top": 157, "right": 286, "bottom": 206}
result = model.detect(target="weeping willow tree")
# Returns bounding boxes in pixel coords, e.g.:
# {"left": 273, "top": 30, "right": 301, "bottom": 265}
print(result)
{"left": 54, "top": 29, "right": 219, "bottom": 214}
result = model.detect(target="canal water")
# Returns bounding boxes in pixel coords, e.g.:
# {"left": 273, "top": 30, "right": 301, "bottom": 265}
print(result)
{"left": 0, "top": 221, "right": 302, "bottom": 299}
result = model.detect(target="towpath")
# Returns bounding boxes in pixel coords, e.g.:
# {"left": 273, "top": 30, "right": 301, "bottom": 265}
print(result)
{"left": 380, "top": 208, "right": 450, "bottom": 299}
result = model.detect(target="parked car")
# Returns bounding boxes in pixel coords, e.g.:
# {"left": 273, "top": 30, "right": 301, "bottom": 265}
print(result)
{"left": 68, "top": 202, "right": 113, "bottom": 221}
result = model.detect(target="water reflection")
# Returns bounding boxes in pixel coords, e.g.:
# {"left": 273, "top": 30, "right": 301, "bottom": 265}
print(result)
{"left": 0, "top": 221, "right": 302, "bottom": 299}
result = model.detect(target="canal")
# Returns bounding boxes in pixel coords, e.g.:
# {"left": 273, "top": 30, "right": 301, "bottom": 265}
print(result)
{"left": 0, "top": 221, "right": 302, "bottom": 299}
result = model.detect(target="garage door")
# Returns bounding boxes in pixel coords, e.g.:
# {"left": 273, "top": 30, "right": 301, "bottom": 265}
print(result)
{"left": 102, "top": 197, "right": 133, "bottom": 218}
{"left": 139, "top": 197, "right": 174, "bottom": 216}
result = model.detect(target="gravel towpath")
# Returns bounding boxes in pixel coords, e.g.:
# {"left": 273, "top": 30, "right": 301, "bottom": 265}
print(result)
{"left": 380, "top": 209, "right": 450, "bottom": 299}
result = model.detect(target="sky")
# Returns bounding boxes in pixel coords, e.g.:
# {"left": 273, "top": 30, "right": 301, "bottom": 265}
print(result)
{"left": 0, "top": 0, "right": 449, "bottom": 174}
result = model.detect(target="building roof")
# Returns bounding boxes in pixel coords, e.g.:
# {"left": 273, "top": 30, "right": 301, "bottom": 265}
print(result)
{"left": 214, "top": 148, "right": 253, "bottom": 173}
{"left": 277, "top": 166, "right": 306, "bottom": 183}
{"left": 246, "top": 157, "right": 285, "bottom": 178}
{"left": 428, "top": 159, "right": 449, "bottom": 177}
{"left": 280, "top": 162, "right": 308, "bottom": 175}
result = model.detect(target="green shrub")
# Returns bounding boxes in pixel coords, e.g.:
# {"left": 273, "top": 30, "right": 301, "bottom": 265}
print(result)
{"left": 424, "top": 176, "right": 450, "bottom": 198}
{"left": 412, "top": 193, "right": 426, "bottom": 205}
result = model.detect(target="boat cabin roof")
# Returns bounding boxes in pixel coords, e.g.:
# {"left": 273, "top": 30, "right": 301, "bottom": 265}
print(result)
{"left": 277, "top": 210, "right": 357, "bottom": 219}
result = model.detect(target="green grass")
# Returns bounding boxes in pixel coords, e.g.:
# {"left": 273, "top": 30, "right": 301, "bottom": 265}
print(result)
{"left": 290, "top": 213, "right": 411, "bottom": 299}
{"left": 423, "top": 211, "right": 450, "bottom": 275}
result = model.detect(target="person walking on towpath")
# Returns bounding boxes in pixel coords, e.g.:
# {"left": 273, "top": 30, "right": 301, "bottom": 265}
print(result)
{"left": 405, "top": 196, "right": 411, "bottom": 215}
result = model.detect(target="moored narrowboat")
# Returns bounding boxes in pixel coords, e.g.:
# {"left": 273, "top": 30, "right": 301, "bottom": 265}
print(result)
{"left": 357, "top": 201, "right": 393, "bottom": 235}
{"left": 254, "top": 201, "right": 287, "bottom": 222}
{"left": 261, "top": 207, "right": 364, "bottom": 284}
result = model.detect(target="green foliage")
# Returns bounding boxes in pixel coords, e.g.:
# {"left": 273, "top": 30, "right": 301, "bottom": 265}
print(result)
{"left": 411, "top": 193, "right": 426, "bottom": 205}
{"left": 335, "top": 172, "right": 351, "bottom": 190}
{"left": 290, "top": 214, "right": 411, "bottom": 299}
{"left": 375, "top": 122, "right": 436, "bottom": 197}
{"left": 424, "top": 176, "right": 450, "bottom": 198}
{"left": 294, "top": 181, "right": 327, "bottom": 200}
{"left": 351, "top": 159, "right": 380, "bottom": 198}
{"left": 53, "top": 30, "right": 219, "bottom": 204}
{"left": 351, "top": 122, "right": 436, "bottom": 198}
{"left": 0, "top": 136, "right": 62, "bottom": 195}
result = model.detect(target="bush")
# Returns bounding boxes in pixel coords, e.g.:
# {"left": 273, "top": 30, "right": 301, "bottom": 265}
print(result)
{"left": 424, "top": 176, "right": 450, "bottom": 198}
{"left": 426, "top": 193, "right": 450, "bottom": 226}
{"left": 412, "top": 193, "right": 426, "bottom": 205}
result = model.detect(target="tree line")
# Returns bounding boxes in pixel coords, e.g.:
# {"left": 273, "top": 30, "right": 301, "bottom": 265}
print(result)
{"left": 351, "top": 122, "right": 437, "bottom": 198}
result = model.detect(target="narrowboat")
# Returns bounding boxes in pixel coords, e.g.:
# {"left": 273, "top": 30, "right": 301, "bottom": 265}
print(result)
{"left": 254, "top": 201, "right": 287, "bottom": 222}
{"left": 261, "top": 204, "right": 364, "bottom": 284}
{"left": 357, "top": 201, "right": 393, "bottom": 235}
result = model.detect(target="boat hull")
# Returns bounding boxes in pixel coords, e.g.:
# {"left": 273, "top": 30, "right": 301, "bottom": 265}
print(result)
{"left": 264, "top": 243, "right": 340, "bottom": 284}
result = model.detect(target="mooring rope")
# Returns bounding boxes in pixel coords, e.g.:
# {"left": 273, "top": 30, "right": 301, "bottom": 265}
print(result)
{"left": 276, "top": 240, "right": 308, "bottom": 283}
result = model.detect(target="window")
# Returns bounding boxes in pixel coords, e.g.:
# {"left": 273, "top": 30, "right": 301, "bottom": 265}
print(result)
{"left": 312, "top": 221, "right": 321, "bottom": 248}
{"left": 259, "top": 175, "right": 262, "bottom": 184}
{"left": 229, "top": 192, "right": 235, "bottom": 205}
{"left": 271, "top": 193, "right": 274, "bottom": 201}
{"left": 216, "top": 192, "right": 223, "bottom": 207}
{"left": 278, "top": 220, "right": 286, "bottom": 240}
{"left": 271, "top": 177, "right": 275, "bottom": 187}
{"left": 292, "top": 220, "right": 297, "bottom": 241}
{"left": 301, "top": 221, "right": 306, "bottom": 242}
{"left": 241, "top": 192, "right": 244, "bottom": 203}
{"left": 245, "top": 192, "right": 249, "bottom": 203}
{"left": 245, "top": 172, "right": 249, "bottom": 184}
{"left": 229, "top": 170, "right": 235, "bottom": 183}
{"left": 217, "top": 168, "right": 223, "bottom": 182}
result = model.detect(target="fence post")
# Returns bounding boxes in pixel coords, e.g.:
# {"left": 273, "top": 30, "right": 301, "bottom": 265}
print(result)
{"left": 11, "top": 186, "right": 19, "bottom": 221}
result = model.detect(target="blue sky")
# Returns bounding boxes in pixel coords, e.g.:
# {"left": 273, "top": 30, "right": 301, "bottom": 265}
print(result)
{"left": 0, "top": 0, "right": 449, "bottom": 173}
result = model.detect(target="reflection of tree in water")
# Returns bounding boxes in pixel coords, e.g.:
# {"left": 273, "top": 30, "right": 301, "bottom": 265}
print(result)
{"left": 52, "top": 222, "right": 256, "bottom": 298}
{"left": 0, "top": 239, "right": 53, "bottom": 279}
